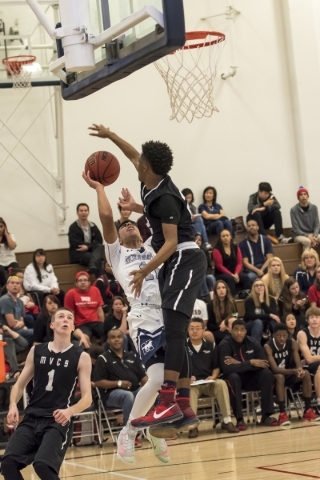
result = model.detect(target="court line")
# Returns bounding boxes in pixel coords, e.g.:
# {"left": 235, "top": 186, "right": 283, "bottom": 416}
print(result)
{"left": 64, "top": 461, "right": 146, "bottom": 480}
{"left": 257, "top": 458, "right": 320, "bottom": 479}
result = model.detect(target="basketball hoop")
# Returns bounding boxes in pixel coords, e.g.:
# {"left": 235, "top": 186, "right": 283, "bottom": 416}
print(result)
{"left": 2, "top": 55, "right": 36, "bottom": 89}
{"left": 154, "top": 31, "right": 226, "bottom": 123}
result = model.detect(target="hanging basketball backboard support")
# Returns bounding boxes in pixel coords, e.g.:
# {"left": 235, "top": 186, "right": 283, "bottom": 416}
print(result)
{"left": 23, "top": 0, "right": 186, "bottom": 100}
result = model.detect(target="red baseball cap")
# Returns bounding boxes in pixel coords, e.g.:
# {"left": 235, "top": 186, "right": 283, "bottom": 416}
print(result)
{"left": 75, "top": 271, "right": 90, "bottom": 280}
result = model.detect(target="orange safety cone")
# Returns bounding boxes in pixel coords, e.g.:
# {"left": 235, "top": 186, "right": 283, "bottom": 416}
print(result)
{"left": 0, "top": 334, "right": 7, "bottom": 383}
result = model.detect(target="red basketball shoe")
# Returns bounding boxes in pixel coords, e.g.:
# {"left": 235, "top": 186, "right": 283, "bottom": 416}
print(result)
{"left": 149, "top": 397, "right": 199, "bottom": 438}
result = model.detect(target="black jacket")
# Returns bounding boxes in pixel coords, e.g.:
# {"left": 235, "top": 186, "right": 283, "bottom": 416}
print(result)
{"left": 244, "top": 296, "right": 278, "bottom": 322}
{"left": 68, "top": 221, "right": 103, "bottom": 262}
{"left": 218, "top": 334, "right": 266, "bottom": 375}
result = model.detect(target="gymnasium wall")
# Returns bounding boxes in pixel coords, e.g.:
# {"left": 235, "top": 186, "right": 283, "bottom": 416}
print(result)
{"left": 1, "top": 0, "right": 320, "bottom": 252}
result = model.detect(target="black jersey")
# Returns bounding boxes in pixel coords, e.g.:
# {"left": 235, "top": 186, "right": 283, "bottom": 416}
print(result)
{"left": 303, "top": 327, "right": 320, "bottom": 356}
{"left": 26, "top": 342, "right": 83, "bottom": 417}
{"left": 141, "top": 175, "right": 195, "bottom": 252}
{"left": 266, "top": 338, "right": 294, "bottom": 369}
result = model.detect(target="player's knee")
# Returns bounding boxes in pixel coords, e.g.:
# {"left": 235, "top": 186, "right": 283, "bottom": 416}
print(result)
{"left": 274, "top": 373, "right": 285, "bottom": 384}
{"left": 34, "top": 461, "right": 58, "bottom": 480}
{"left": 1, "top": 456, "right": 21, "bottom": 477}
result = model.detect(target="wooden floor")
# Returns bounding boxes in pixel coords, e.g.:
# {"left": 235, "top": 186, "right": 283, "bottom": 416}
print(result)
{"left": 2, "top": 416, "right": 320, "bottom": 480}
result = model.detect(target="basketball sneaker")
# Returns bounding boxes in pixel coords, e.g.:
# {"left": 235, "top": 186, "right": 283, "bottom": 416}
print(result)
{"left": 302, "top": 408, "right": 320, "bottom": 422}
{"left": 116, "top": 425, "right": 137, "bottom": 464}
{"left": 278, "top": 412, "right": 291, "bottom": 426}
{"left": 130, "top": 386, "right": 183, "bottom": 429}
{"left": 145, "top": 428, "right": 170, "bottom": 464}
{"left": 149, "top": 397, "right": 199, "bottom": 438}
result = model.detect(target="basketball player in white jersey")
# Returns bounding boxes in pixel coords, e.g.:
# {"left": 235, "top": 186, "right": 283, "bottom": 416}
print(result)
{"left": 298, "top": 307, "right": 320, "bottom": 415}
{"left": 83, "top": 172, "right": 169, "bottom": 465}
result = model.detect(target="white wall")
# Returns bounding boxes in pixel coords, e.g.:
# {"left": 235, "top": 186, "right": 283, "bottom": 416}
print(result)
{"left": 1, "top": 0, "right": 320, "bottom": 253}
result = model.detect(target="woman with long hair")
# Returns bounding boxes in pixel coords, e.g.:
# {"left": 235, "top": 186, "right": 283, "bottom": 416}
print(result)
{"left": 103, "top": 296, "right": 130, "bottom": 350}
{"left": 282, "top": 313, "right": 299, "bottom": 340}
{"left": 23, "top": 248, "right": 64, "bottom": 306}
{"left": 33, "top": 294, "right": 60, "bottom": 344}
{"left": 213, "top": 230, "right": 251, "bottom": 296}
{"left": 306, "top": 264, "right": 320, "bottom": 307}
{"left": 198, "top": 186, "right": 233, "bottom": 236}
{"left": 206, "top": 280, "right": 237, "bottom": 344}
{"left": 244, "top": 278, "right": 279, "bottom": 343}
{"left": 181, "top": 188, "right": 212, "bottom": 250}
{"left": 0, "top": 218, "right": 19, "bottom": 287}
{"left": 262, "top": 257, "right": 289, "bottom": 300}
{"left": 294, "top": 249, "right": 319, "bottom": 295}
{"left": 278, "top": 277, "right": 308, "bottom": 329}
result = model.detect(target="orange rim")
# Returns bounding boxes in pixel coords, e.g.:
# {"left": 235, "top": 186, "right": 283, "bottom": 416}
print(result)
{"left": 182, "top": 31, "right": 225, "bottom": 50}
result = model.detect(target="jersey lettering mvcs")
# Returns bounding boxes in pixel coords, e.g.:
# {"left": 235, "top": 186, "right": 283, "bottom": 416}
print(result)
{"left": 267, "top": 338, "right": 294, "bottom": 369}
{"left": 304, "top": 327, "right": 320, "bottom": 356}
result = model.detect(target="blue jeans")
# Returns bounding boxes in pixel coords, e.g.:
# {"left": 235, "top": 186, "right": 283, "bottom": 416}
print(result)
{"left": 193, "top": 217, "right": 208, "bottom": 243}
{"left": 24, "top": 314, "right": 35, "bottom": 328}
{"left": 206, "top": 274, "right": 216, "bottom": 292}
{"left": 105, "top": 387, "right": 140, "bottom": 424}
{"left": 246, "top": 271, "right": 258, "bottom": 284}
{"left": 246, "top": 319, "right": 263, "bottom": 343}
{"left": 16, "top": 327, "right": 34, "bottom": 345}
{"left": 207, "top": 218, "right": 233, "bottom": 236}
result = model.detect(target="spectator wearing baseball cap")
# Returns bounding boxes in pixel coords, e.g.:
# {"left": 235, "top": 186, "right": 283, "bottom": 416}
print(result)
{"left": 290, "top": 187, "right": 320, "bottom": 249}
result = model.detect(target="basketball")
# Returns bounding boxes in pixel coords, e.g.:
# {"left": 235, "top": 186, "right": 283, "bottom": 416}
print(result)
{"left": 85, "top": 151, "right": 120, "bottom": 186}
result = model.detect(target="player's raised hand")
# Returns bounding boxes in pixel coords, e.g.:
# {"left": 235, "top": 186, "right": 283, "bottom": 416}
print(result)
{"left": 7, "top": 404, "right": 19, "bottom": 426}
{"left": 82, "top": 171, "right": 102, "bottom": 189}
{"left": 88, "top": 123, "right": 111, "bottom": 138}
{"left": 129, "top": 269, "right": 146, "bottom": 298}
{"left": 118, "top": 188, "right": 136, "bottom": 211}
{"left": 53, "top": 408, "right": 72, "bottom": 425}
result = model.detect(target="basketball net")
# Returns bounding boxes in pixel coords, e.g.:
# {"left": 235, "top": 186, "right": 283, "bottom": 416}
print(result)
{"left": 154, "top": 31, "right": 225, "bottom": 123}
{"left": 2, "top": 56, "right": 36, "bottom": 89}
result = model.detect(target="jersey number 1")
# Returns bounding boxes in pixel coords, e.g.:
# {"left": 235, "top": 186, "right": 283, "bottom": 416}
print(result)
{"left": 46, "top": 369, "right": 55, "bottom": 391}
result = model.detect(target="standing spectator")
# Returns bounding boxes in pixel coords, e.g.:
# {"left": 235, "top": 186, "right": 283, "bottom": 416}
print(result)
{"left": 198, "top": 186, "right": 233, "bottom": 236}
{"left": 206, "top": 281, "right": 237, "bottom": 344}
{"left": 23, "top": 248, "right": 64, "bottom": 306}
{"left": 213, "top": 230, "right": 251, "bottom": 296}
{"left": 182, "top": 188, "right": 212, "bottom": 250}
{"left": 33, "top": 294, "right": 60, "bottom": 344}
{"left": 0, "top": 218, "right": 19, "bottom": 288}
{"left": 68, "top": 203, "right": 104, "bottom": 277}
{"left": 239, "top": 218, "right": 273, "bottom": 283}
{"left": 137, "top": 215, "right": 151, "bottom": 242}
{"left": 244, "top": 278, "right": 279, "bottom": 343}
{"left": 262, "top": 257, "right": 289, "bottom": 300}
{"left": 64, "top": 271, "right": 104, "bottom": 347}
{"left": 294, "top": 249, "right": 319, "bottom": 295}
{"left": 114, "top": 206, "right": 132, "bottom": 230}
{"left": 247, "top": 182, "right": 291, "bottom": 244}
{"left": 278, "top": 277, "right": 309, "bottom": 330}
{"left": 290, "top": 187, "right": 320, "bottom": 249}
{"left": 308, "top": 264, "right": 320, "bottom": 308}
{"left": 194, "top": 234, "right": 216, "bottom": 299}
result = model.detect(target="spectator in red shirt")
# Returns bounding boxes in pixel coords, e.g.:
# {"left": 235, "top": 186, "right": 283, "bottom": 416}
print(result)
{"left": 212, "top": 230, "right": 251, "bottom": 296}
{"left": 309, "top": 265, "right": 320, "bottom": 308}
{"left": 64, "top": 271, "right": 104, "bottom": 347}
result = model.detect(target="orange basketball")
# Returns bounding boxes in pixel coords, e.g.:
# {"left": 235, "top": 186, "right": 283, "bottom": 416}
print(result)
{"left": 85, "top": 151, "right": 120, "bottom": 186}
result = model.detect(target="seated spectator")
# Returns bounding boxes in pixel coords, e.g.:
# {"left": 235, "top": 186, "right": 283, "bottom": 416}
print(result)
{"left": 95, "top": 263, "right": 124, "bottom": 313}
{"left": 213, "top": 230, "right": 251, "bottom": 296}
{"left": 0, "top": 324, "right": 28, "bottom": 376}
{"left": 282, "top": 313, "right": 300, "bottom": 340}
{"left": 244, "top": 278, "right": 280, "bottom": 343}
{"left": 33, "top": 294, "right": 60, "bottom": 344}
{"left": 309, "top": 264, "right": 320, "bottom": 308}
{"left": 103, "top": 296, "right": 129, "bottom": 351}
{"left": 247, "top": 182, "right": 291, "bottom": 244}
{"left": 297, "top": 307, "right": 320, "bottom": 415}
{"left": 225, "top": 314, "right": 238, "bottom": 333}
{"left": 198, "top": 186, "right": 233, "bottom": 236}
{"left": 264, "top": 324, "right": 318, "bottom": 425}
{"left": 0, "top": 276, "right": 33, "bottom": 345}
{"left": 294, "top": 249, "right": 319, "bottom": 296}
{"left": 206, "top": 280, "right": 237, "bottom": 344}
{"left": 23, "top": 248, "right": 65, "bottom": 306}
{"left": 137, "top": 215, "right": 151, "bottom": 242}
{"left": 290, "top": 187, "right": 320, "bottom": 249}
{"left": 262, "top": 257, "right": 289, "bottom": 300}
{"left": 192, "top": 297, "right": 214, "bottom": 342}
{"left": 64, "top": 271, "right": 105, "bottom": 347}
{"left": 114, "top": 205, "right": 132, "bottom": 230}
{"left": 68, "top": 202, "right": 105, "bottom": 277}
{"left": 93, "top": 329, "right": 147, "bottom": 426}
{"left": 239, "top": 218, "right": 273, "bottom": 283}
{"left": 14, "top": 269, "right": 39, "bottom": 321}
{"left": 195, "top": 234, "right": 216, "bottom": 299}
{"left": 218, "top": 319, "right": 277, "bottom": 430}
{"left": 182, "top": 188, "right": 212, "bottom": 250}
{"left": 187, "top": 318, "right": 239, "bottom": 438}
{"left": 0, "top": 218, "right": 19, "bottom": 288}
{"left": 278, "top": 277, "right": 308, "bottom": 330}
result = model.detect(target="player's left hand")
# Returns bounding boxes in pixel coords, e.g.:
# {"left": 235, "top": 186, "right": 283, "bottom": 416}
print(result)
{"left": 82, "top": 170, "right": 102, "bottom": 189}
{"left": 53, "top": 408, "right": 72, "bottom": 425}
{"left": 129, "top": 269, "right": 146, "bottom": 298}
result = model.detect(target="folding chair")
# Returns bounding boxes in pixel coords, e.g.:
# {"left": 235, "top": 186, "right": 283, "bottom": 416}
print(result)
{"left": 72, "top": 405, "right": 102, "bottom": 447}
{"left": 285, "top": 387, "right": 304, "bottom": 419}
{"left": 242, "top": 391, "right": 260, "bottom": 424}
{"left": 211, "top": 397, "right": 223, "bottom": 427}
{"left": 95, "top": 387, "right": 123, "bottom": 446}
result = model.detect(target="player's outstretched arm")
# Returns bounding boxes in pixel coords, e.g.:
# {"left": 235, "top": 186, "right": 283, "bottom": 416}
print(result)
{"left": 88, "top": 124, "right": 140, "bottom": 170}
{"left": 7, "top": 347, "right": 35, "bottom": 425}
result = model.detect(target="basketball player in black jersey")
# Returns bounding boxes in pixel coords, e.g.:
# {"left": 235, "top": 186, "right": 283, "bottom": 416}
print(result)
{"left": 264, "top": 324, "right": 318, "bottom": 425}
{"left": 298, "top": 307, "right": 320, "bottom": 416}
{"left": 89, "top": 124, "right": 207, "bottom": 435}
{"left": 1, "top": 308, "right": 92, "bottom": 480}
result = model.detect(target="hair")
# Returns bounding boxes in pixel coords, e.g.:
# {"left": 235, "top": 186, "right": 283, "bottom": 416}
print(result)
{"left": 107, "top": 328, "right": 123, "bottom": 339}
{"left": 214, "top": 229, "right": 237, "bottom": 259}
{"left": 141, "top": 140, "right": 173, "bottom": 176}
{"left": 300, "top": 248, "right": 319, "bottom": 271}
{"left": 306, "top": 306, "right": 320, "bottom": 320}
{"left": 231, "top": 319, "right": 246, "bottom": 329}
{"left": 212, "top": 280, "right": 237, "bottom": 325}
{"left": 32, "top": 248, "right": 52, "bottom": 283}
{"left": 111, "top": 296, "right": 126, "bottom": 309}
{"left": 87, "top": 344, "right": 104, "bottom": 360}
{"left": 246, "top": 216, "right": 258, "bottom": 226}
{"left": 250, "top": 278, "right": 270, "bottom": 308}
{"left": 314, "top": 264, "right": 320, "bottom": 290}
{"left": 225, "top": 313, "right": 238, "bottom": 327}
{"left": 10, "top": 267, "right": 23, "bottom": 276}
{"left": 258, "top": 182, "right": 272, "bottom": 193}
{"left": 202, "top": 186, "right": 217, "bottom": 205}
{"left": 77, "top": 203, "right": 89, "bottom": 212}
{"left": 281, "top": 313, "right": 298, "bottom": 339}
{"left": 41, "top": 294, "right": 60, "bottom": 317}
{"left": 118, "top": 220, "right": 138, "bottom": 231}
{"left": 0, "top": 218, "right": 10, "bottom": 247}
{"left": 279, "top": 277, "right": 305, "bottom": 313}
{"left": 181, "top": 188, "right": 194, "bottom": 203}
{"left": 189, "top": 317, "right": 205, "bottom": 328}
{"left": 263, "top": 257, "right": 288, "bottom": 297}
{"left": 273, "top": 323, "right": 289, "bottom": 334}
{"left": 51, "top": 307, "right": 74, "bottom": 322}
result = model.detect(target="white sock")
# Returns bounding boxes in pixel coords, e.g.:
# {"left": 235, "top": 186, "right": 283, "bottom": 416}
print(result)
{"left": 223, "top": 416, "right": 231, "bottom": 424}
{"left": 129, "top": 363, "right": 164, "bottom": 420}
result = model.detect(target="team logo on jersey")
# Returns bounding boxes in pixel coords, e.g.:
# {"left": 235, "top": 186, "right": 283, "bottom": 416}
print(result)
{"left": 203, "top": 350, "right": 210, "bottom": 354}
{"left": 141, "top": 339, "right": 155, "bottom": 355}
{"left": 246, "top": 350, "right": 254, "bottom": 354}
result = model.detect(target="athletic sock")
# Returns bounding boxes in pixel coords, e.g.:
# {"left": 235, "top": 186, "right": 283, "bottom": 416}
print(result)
{"left": 176, "top": 388, "right": 190, "bottom": 399}
{"left": 162, "top": 380, "right": 177, "bottom": 389}
{"left": 279, "top": 401, "right": 286, "bottom": 413}
{"left": 303, "top": 396, "right": 311, "bottom": 412}
{"left": 223, "top": 416, "right": 232, "bottom": 424}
